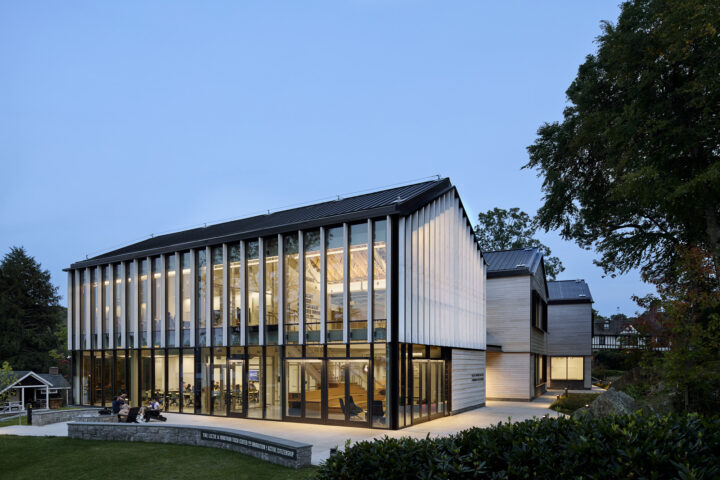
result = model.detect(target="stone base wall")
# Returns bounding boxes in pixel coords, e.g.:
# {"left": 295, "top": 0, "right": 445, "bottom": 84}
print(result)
{"left": 33, "top": 408, "right": 103, "bottom": 426}
{"left": 67, "top": 422, "right": 312, "bottom": 469}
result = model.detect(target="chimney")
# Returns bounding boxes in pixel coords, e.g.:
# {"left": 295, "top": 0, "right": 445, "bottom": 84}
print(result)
{"left": 49, "top": 367, "right": 59, "bottom": 375}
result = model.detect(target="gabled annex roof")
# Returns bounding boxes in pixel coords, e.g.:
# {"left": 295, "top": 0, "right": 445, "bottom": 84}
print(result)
{"left": 70, "top": 178, "right": 458, "bottom": 269}
{"left": 0, "top": 371, "right": 71, "bottom": 394}
{"left": 483, "top": 248, "right": 544, "bottom": 278}
{"left": 548, "top": 279, "right": 593, "bottom": 304}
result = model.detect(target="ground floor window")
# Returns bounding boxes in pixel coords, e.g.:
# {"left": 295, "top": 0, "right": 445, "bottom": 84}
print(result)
{"left": 72, "top": 343, "right": 455, "bottom": 429}
{"left": 550, "top": 356, "right": 583, "bottom": 381}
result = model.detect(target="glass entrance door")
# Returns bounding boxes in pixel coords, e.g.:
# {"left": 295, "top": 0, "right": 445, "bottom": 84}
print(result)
{"left": 228, "top": 358, "right": 244, "bottom": 417}
{"left": 326, "top": 359, "right": 369, "bottom": 424}
{"left": 284, "top": 359, "right": 323, "bottom": 420}
{"left": 411, "top": 359, "right": 446, "bottom": 424}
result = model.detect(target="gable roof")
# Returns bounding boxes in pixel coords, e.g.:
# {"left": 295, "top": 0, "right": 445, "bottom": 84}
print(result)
{"left": 0, "top": 371, "right": 71, "bottom": 394}
{"left": 548, "top": 279, "right": 593, "bottom": 304}
{"left": 484, "top": 248, "right": 544, "bottom": 278}
{"left": 70, "top": 178, "right": 457, "bottom": 269}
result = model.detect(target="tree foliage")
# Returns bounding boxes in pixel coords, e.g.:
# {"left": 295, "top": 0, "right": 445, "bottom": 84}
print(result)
{"left": 0, "top": 247, "right": 64, "bottom": 373}
{"left": 525, "top": 0, "right": 720, "bottom": 283}
{"left": 474, "top": 207, "right": 565, "bottom": 279}
{"left": 0, "top": 361, "right": 17, "bottom": 403}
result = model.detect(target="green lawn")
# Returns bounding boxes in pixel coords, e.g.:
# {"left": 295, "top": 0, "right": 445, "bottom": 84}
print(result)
{"left": 0, "top": 436, "right": 318, "bottom": 480}
{"left": 0, "top": 415, "right": 27, "bottom": 428}
{"left": 549, "top": 393, "right": 602, "bottom": 415}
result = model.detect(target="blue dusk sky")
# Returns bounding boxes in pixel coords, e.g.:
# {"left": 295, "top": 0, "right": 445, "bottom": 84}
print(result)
{"left": 0, "top": 1, "right": 653, "bottom": 316}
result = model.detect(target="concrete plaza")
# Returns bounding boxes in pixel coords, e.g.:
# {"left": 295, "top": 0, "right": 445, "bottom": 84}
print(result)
{"left": 0, "top": 394, "right": 567, "bottom": 465}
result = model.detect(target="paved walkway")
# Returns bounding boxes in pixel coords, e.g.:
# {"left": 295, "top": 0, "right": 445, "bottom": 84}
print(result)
{"left": 0, "top": 394, "right": 566, "bottom": 465}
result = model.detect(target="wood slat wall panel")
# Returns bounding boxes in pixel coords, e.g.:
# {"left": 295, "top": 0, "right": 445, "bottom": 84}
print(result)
{"left": 486, "top": 277, "right": 530, "bottom": 352}
{"left": 486, "top": 352, "right": 532, "bottom": 399}
{"left": 547, "top": 303, "right": 592, "bottom": 356}
{"left": 530, "top": 328, "right": 547, "bottom": 354}
{"left": 451, "top": 349, "right": 486, "bottom": 411}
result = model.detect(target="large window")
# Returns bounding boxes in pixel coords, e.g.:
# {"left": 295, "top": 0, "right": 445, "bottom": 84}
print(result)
{"left": 326, "top": 226, "right": 344, "bottom": 342}
{"left": 181, "top": 350, "right": 194, "bottom": 412}
{"left": 154, "top": 351, "right": 165, "bottom": 404}
{"left": 92, "top": 268, "right": 100, "bottom": 349}
{"left": 181, "top": 252, "right": 191, "bottom": 347}
{"left": 212, "top": 247, "right": 223, "bottom": 346}
{"left": 283, "top": 234, "right": 299, "bottom": 344}
{"left": 264, "top": 238, "right": 279, "bottom": 345}
{"left": 103, "top": 266, "right": 111, "bottom": 348}
{"left": 373, "top": 219, "right": 387, "bottom": 341}
{"left": 229, "top": 244, "right": 242, "bottom": 345}
{"left": 167, "top": 349, "right": 180, "bottom": 412}
{"left": 550, "top": 357, "right": 583, "bottom": 381}
{"left": 304, "top": 230, "right": 321, "bottom": 343}
{"left": 139, "top": 259, "right": 148, "bottom": 347}
{"left": 152, "top": 257, "right": 162, "bottom": 347}
{"left": 196, "top": 250, "right": 207, "bottom": 347}
{"left": 125, "top": 263, "right": 134, "bottom": 347}
{"left": 114, "top": 265, "right": 123, "bottom": 348}
{"left": 167, "top": 255, "right": 177, "bottom": 348}
{"left": 349, "top": 223, "right": 368, "bottom": 342}
{"left": 246, "top": 240, "right": 260, "bottom": 344}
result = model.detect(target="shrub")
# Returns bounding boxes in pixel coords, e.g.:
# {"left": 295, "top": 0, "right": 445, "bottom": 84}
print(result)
{"left": 316, "top": 414, "right": 720, "bottom": 479}
{"left": 549, "top": 393, "right": 601, "bottom": 414}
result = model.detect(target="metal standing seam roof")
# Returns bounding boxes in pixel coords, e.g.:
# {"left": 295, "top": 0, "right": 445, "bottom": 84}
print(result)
{"left": 69, "top": 178, "right": 475, "bottom": 269}
{"left": 547, "top": 279, "right": 593, "bottom": 303}
{"left": 483, "top": 248, "right": 544, "bottom": 277}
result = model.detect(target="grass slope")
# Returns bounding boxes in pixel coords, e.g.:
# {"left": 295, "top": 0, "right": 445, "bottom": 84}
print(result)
{"left": 0, "top": 436, "right": 317, "bottom": 480}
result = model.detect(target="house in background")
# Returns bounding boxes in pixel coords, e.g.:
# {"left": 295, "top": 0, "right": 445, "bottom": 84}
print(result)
{"left": 0, "top": 367, "right": 71, "bottom": 410}
{"left": 484, "top": 248, "right": 548, "bottom": 401}
{"left": 546, "top": 280, "right": 593, "bottom": 389}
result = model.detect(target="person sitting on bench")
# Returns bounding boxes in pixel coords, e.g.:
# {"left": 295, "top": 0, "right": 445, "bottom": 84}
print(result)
{"left": 118, "top": 406, "right": 140, "bottom": 423}
{"left": 142, "top": 398, "right": 167, "bottom": 422}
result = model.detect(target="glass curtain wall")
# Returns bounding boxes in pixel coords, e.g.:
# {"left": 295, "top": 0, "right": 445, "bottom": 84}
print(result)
{"left": 246, "top": 241, "right": 260, "bottom": 344}
{"left": 304, "top": 230, "right": 321, "bottom": 343}
{"left": 373, "top": 345, "right": 388, "bottom": 427}
{"left": 103, "top": 267, "right": 111, "bottom": 348}
{"left": 81, "top": 352, "right": 91, "bottom": 404}
{"left": 114, "top": 265, "right": 123, "bottom": 348}
{"left": 167, "top": 255, "right": 177, "bottom": 348}
{"left": 264, "top": 238, "right": 279, "bottom": 344}
{"left": 139, "top": 259, "right": 148, "bottom": 348}
{"left": 140, "top": 350, "right": 152, "bottom": 406}
{"left": 229, "top": 244, "right": 242, "bottom": 345}
{"left": 92, "top": 351, "right": 101, "bottom": 405}
{"left": 283, "top": 234, "right": 299, "bottom": 344}
{"left": 349, "top": 223, "right": 368, "bottom": 342}
{"left": 197, "top": 250, "right": 207, "bottom": 347}
{"left": 181, "top": 253, "right": 191, "bottom": 347}
{"left": 201, "top": 348, "right": 211, "bottom": 414}
{"left": 102, "top": 351, "right": 113, "bottom": 405}
{"left": 229, "top": 347, "right": 244, "bottom": 416}
{"left": 80, "top": 271, "right": 86, "bottom": 349}
{"left": 265, "top": 346, "right": 280, "bottom": 419}
{"left": 152, "top": 257, "right": 162, "bottom": 347}
{"left": 167, "top": 349, "right": 180, "bottom": 412}
{"left": 373, "top": 219, "right": 387, "bottom": 341}
{"left": 326, "top": 227, "right": 344, "bottom": 342}
{"left": 212, "top": 247, "right": 223, "bottom": 346}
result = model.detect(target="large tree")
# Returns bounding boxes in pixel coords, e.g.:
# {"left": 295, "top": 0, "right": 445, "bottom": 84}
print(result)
{"left": 474, "top": 207, "right": 565, "bottom": 279}
{"left": 525, "top": 0, "right": 720, "bottom": 283}
{"left": 0, "top": 247, "right": 63, "bottom": 372}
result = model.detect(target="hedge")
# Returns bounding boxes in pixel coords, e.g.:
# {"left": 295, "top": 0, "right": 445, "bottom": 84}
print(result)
{"left": 315, "top": 414, "right": 719, "bottom": 479}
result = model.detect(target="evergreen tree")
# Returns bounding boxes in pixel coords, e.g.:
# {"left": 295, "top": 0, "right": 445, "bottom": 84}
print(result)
{"left": 0, "top": 247, "right": 62, "bottom": 372}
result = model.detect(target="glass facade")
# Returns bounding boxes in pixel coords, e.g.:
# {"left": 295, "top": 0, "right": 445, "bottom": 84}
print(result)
{"left": 69, "top": 217, "right": 458, "bottom": 430}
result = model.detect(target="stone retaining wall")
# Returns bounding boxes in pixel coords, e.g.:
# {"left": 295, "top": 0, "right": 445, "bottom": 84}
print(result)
{"left": 67, "top": 422, "right": 312, "bottom": 469}
{"left": 33, "top": 408, "right": 103, "bottom": 426}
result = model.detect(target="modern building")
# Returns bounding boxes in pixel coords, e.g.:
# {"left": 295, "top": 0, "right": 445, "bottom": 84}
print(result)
{"left": 65, "top": 178, "right": 487, "bottom": 429}
{"left": 546, "top": 280, "right": 593, "bottom": 389}
{"left": 483, "top": 248, "right": 548, "bottom": 401}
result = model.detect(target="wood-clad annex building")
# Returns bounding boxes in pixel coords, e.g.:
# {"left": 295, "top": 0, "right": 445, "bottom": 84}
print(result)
{"left": 547, "top": 280, "right": 593, "bottom": 389}
{"left": 484, "top": 248, "right": 548, "bottom": 401}
{"left": 65, "top": 178, "right": 487, "bottom": 429}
